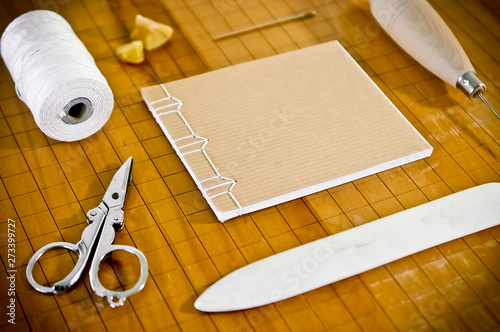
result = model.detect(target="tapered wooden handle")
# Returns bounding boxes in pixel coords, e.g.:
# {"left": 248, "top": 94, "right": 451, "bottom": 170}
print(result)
{"left": 369, "top": 0, "right": 473, "bottom": 86}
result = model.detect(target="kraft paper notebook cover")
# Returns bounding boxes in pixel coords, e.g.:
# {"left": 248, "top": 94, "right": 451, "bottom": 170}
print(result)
{"left": 141, "top": 41, "right": 432, "bottom": 222}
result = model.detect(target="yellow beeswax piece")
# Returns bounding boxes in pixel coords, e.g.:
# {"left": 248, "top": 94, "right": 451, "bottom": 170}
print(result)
{"left": 116, "top": 40, "right": 145, "bottom": 64}
{"left": 130, "top": 15, "right": 174, "bottom": 50}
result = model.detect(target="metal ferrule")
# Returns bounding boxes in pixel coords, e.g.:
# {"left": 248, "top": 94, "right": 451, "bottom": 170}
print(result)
{"left": 456, "top": 71, "right": 485, "bottom": 98}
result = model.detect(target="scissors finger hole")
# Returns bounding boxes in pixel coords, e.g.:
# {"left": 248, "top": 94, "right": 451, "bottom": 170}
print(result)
{"left": 97, "top": 249, "right": 143, "bottom": 292}
{"left": 31, "top": 247, "right": 79, "bottom": 289}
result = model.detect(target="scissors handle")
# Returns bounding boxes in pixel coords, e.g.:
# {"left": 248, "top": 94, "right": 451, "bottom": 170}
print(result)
{"left": 90, "top": 244, "right": 149, "bottom": 308}
{"left": 26, "top": 241, "right": 89, "bottom": 294}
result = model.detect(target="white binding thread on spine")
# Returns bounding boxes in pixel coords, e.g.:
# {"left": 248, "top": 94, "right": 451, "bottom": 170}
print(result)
{"left": 175, "top": 140, "right": 204, "bottom": 151}
{"left": 199, "top": 176, "right": 221, "bottom": 184}
{"left": 205, "top": 182, "right": 233, "bottom": 192}
{"left": 148, "top": 84, "right": 242, "bottom": 214}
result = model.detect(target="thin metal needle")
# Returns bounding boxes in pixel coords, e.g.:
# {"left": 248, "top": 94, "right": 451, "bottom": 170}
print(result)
{"left": 213, "top": 10, "right": 316, "bottom": 41}
{"left": 476, "top": 92, "right": 500, "bottom": 120}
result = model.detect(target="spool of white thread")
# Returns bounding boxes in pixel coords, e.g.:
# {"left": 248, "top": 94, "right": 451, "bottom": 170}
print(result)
{"left": 0, "top": 10, "right": 114, "bottom": 142}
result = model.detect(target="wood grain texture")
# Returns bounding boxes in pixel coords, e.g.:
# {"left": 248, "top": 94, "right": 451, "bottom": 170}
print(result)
{"left": 0, "top": 0, "right": 499, "bottom": 331}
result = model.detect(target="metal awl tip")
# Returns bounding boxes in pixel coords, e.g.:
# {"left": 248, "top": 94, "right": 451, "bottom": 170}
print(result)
{"left": 476, "top": 93, "right": 500, "bottom": 120}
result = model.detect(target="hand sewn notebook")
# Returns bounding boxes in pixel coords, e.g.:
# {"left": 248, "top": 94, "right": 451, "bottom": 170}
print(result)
{"left": 142, "top": 41, "right": 433, "bottom": 222}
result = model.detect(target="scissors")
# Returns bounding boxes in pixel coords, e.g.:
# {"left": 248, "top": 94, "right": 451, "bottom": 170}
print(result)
{"left": 26, "top": 157, "right": 148, "bottom": 307}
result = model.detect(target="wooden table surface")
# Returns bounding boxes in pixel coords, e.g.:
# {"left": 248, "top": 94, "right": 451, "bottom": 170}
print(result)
{"left": 1, "top": 0, "right": 499, "bottom": 331}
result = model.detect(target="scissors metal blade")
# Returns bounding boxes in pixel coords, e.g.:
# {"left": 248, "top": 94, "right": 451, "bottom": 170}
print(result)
{"left": 102, "top": 157, "right": 133, "bottom": 210}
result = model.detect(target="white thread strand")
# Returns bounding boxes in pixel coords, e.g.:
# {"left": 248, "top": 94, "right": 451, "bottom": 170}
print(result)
{"left": 205, "top": 182, "right": 232, "bottom": 192}
{"left": 199, "top": 176, "right": 221, "bottom": 184}
{"left": 176, "top": 140, "right": 204, "bottom": 150}
{"left": 147, "top": 84, "right": 243, "bottom": 214}
{"left": 0, "top": 10, "right": 113, "bottom": 141}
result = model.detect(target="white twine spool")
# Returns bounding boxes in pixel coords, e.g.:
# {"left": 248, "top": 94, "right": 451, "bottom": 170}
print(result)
{"left": 0, "top": 10, "right": 113, "bottom": 142}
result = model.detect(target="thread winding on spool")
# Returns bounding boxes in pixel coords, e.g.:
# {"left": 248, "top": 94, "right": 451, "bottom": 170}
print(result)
{"left": 0, "top": 10, "right": 114, "bottom": 141}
